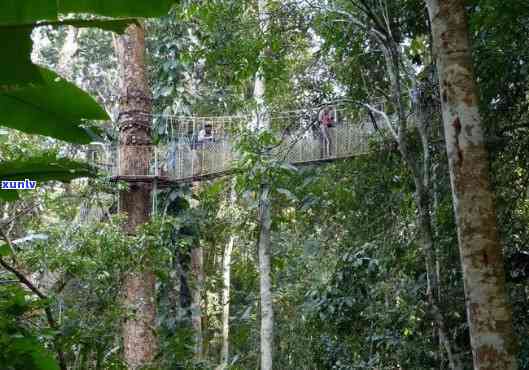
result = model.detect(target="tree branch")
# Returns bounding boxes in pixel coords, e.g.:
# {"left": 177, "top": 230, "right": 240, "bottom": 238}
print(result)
{"left": 0, "top": 231, "right": 67, "bottom": 370}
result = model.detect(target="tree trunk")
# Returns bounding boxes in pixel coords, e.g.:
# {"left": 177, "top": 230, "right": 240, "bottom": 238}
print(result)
{"left": 217, "top": 180, "right": 238, "bottom": 369}
{"left": 380, "top": 40, "right": 461, "bottom": 369}
{"left": 425, "top": 1, "right": 517, "bottom": 369}
{"left": 191, "top": 245, "right": 204, "bottom": 361}
{"left": 114, "top": 24, "right": 157, "bottom": 370}
{"left": 58, "top": 26, "right": 79, "bottom": 80}
{"left": 416, "top": 104, "right": 462, "bottom": 370}
{"left": 258, "top": 184, "right": 273, "bottom": 370}
{"left": 255, "top": 0, "right": 274, "bottom": 368}
{"left": 417, "top": 186, "right": 462, "bottom": 370}
{"left": 220, "top": 237, "right": 235, "bottom": 367}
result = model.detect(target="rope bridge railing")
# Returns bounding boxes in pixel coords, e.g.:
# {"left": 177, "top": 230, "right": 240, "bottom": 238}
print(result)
{"left": 87, "top": 103, "right": 439, "bottom": 183}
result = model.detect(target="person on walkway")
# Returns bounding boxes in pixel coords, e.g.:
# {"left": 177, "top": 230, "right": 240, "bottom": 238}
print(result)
{"left": 193, "top": 123, "right": 215, "bottom": 175}
{"left": 197, "top": 123, "right": 214, "bottom": 145}
{"left": 318, "top": 106, "right": 335, "bottom": 158}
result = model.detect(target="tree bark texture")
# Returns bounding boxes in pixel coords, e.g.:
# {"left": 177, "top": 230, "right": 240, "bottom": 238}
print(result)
{"left": 191, "top": 245, "right": 204, "bottom": 361}
{"left": 114, "top": 24, "right": 157, "bottom": 370}
{"left": 258, "top": 185, "right": 273, "bottom": 370}
{"left": 220, "top": 236, "right": 234, "bottom": 367}
{"left": 425, "top": 1, "right": 517, "bottom": 369}
{"left": 219, "top": 182, "right": 237, "bottom": 369}
{"left": 255, "top": 0, "right": 274, "bottom": 368}
{"left": 58, "top": 26, "right": 79, "bottom": 80}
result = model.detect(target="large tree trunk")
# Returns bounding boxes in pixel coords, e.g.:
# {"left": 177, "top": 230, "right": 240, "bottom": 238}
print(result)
{"left": 425, "top": 1, "right": 517, "bottom": 369}
{"left": 114, "top": 24, "right": 157, "bottom": 370}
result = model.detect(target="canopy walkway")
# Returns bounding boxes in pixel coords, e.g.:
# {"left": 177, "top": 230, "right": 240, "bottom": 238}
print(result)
{"left": 89, "top": 103, "right": 420, "bottom": 185}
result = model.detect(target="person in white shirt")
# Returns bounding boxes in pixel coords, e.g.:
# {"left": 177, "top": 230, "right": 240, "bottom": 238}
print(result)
{"left": 194, "top": 123, "right": 214, "bottom": 175}
{"left": 197, "top": 124, "right": 214, "bottom": 145}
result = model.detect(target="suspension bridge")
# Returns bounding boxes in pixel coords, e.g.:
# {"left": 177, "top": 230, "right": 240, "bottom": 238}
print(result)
{"left": 89, "top": 103, "right": 434, "bottom": 186}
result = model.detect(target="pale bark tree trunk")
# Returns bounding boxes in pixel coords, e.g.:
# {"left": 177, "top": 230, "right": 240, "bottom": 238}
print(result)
{"left": 254, "top": 85, "right": 274, "bottom": 369}
{"left": 425, "top": 1, "right": 518, "bottom": 369}
{"left": 58, "top": 26, "right": 79, "bottom": 200}
{"left": 58, "top": 26, "right": 79, "bottom": 80}
{"left": 114, "top": 24, "right": 157, "bottom": 370}
{"left": 220, "top": 183, "right": 237, "bottom": 368}
{"left": 220, "top": 234, "right": 234, "bottom": 367}
{"left": 184, "top": 43, "right": 207, "bottom": 361}
{"left": 213, "top": 180, "right": 239, "bottom": 369}
{"left": 188, "top": 182, "right": 205, "bottom": 362}
{"left": 191, "top": 245, "right": 204, "bottom": 361}
{"left": 258, "top": 184, "right": 273, "bottom": 370}
{"left": 255, "top": 0, "right": 274, "bottom": 368}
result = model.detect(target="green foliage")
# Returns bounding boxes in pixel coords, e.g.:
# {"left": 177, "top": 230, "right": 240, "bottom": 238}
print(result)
{"left": 0, "top": 1, "right": 174, "bottom": 145}
{"left": 21, "top": 215, "right": 188, "bottom": 369}
{"left": 184, "top": 0, "right": 261, "bottom": 88}
{"left": 0, "top": 0, "right": 177, "bottom": 222}
{"left": 0, "top": 67, "right": 106, "bottom": 143}
{"left": 58, "top": 0, "right": 177, "bottom": 18}
{"left": 0, "top": 152, "right": 96, "bottom": 201}
{"left": 0, "top": 285, "right": 59, "bottom": 370}
{"left": 0, "top": 0, "right": 177, "bottom": 25}
{"left": 0, "top": 17, "right": 132, "bottom": 85}
{"left": 234, "top": 127, "right": 298, "bottom": 194}
{"left": 0, "top": 27, "right": 43, "bottom": 85}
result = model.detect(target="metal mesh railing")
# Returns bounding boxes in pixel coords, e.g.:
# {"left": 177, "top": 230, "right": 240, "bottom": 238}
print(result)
{"left": 88, "top": 103, "right": 441, "bottom": 182}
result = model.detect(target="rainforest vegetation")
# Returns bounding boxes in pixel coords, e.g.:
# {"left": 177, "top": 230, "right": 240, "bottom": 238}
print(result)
{"left": 1, "top": 1, "right": 529, "bottom": 369}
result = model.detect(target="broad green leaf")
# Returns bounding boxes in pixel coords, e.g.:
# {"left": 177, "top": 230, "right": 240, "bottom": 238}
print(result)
{"left": 0, "top": 154, "right": 96, "bottom": 183}
{"left": 0, "top": 0, "right": 175, "bottom": 25}
{"left": 0, "top": 19, "right": 137, "bottom": 87}
{"left": 0, "top": 1, "right": 172, "bottom": 86}
{"left": 0, "top": 155, "right": 95, "bottom": 201}
{"left": 0, "top": 28, "right": 43, "bottom": 86}
{"left": 59, "top": 0, "right": 177, "bottom": 18}
{"left": 0, "top": 67, "right": 107, "bottom": 143}
{"left": 0, "top": 1, "right": 57, "bottom": 25}
{"left": 0, "top": 23, "right": 132, "bottom": 89}
{"left": 303, "top": 240, "right": 320, "bottom": 256}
